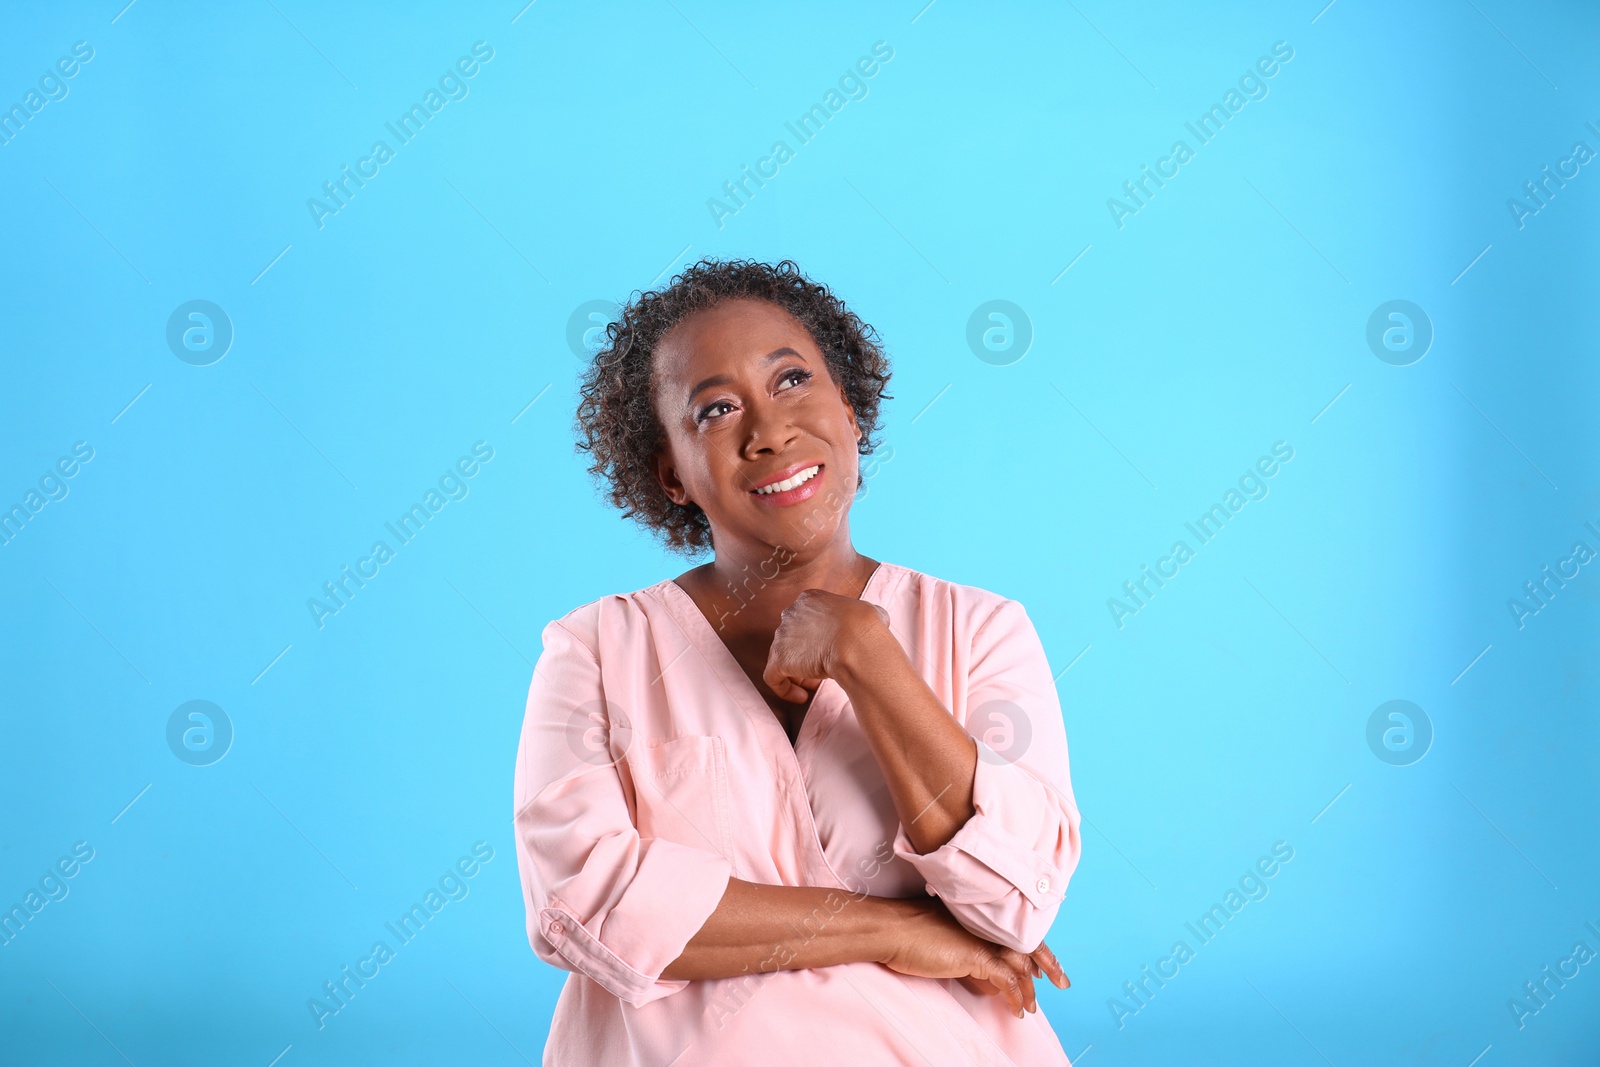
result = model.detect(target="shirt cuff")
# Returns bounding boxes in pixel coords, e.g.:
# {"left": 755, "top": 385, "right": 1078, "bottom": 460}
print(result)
{"left": 539, "top": 838, "right": 733, "bottom": 1007}
{"left": 892, "top": 741, "right": 1072, "bottom": 949}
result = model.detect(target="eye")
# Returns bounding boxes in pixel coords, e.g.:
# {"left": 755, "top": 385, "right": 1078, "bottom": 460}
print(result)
{"left": 695, "top": 369, "right": 811, "bottom": 424}
{"left": 695, "top": 400, "right": 734, "bottom": 423}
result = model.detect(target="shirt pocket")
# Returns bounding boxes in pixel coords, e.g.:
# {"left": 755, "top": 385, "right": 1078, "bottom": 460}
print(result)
{"left": 629, "top": 735, "right": 734, "bottom": 865}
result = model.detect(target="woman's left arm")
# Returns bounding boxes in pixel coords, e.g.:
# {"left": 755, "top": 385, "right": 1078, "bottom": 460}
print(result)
{"left": 767, "top": 593, "right": 1083, "bottom": 954}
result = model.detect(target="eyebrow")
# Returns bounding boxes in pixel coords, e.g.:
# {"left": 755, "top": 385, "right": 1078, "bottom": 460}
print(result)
{"left": 685, "top": 348, "right": 805, "bottom": 410}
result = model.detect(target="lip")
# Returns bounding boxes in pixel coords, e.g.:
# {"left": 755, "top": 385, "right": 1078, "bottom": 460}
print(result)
{"left": 748, "top": 462, "right": 825, "bottom": 507}
{"left": 750, "top": 461, "right": 824, "bottom": 490}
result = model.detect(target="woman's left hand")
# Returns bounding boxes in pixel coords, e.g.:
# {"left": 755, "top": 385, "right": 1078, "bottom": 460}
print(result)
{"left": 959, "top": 941, "right": 1070, "bottom": 1001}
{"left": 764, "top": 589, "right": 891, "bottom": 703}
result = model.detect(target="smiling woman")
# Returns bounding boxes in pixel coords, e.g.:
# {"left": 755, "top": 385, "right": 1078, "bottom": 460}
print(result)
{"left": 513, "top": 258, "right": 1084, "bottom": 1066}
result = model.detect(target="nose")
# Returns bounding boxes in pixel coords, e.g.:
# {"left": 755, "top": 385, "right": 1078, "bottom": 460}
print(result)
{"left": 740, "top": 395, "right": 800, "bottom": 459}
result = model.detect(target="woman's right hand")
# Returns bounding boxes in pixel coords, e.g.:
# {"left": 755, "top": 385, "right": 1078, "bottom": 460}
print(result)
{"left": 878, "top": 898, "right": 1069, "bottom": 1019}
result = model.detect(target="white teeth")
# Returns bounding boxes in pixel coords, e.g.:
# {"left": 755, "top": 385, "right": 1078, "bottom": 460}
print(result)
{"left": 754, "top": 465, "right": 820, "bottom": 495}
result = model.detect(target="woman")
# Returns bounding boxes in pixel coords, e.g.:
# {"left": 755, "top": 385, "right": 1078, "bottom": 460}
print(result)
{"left": 514, "top": 259, "right": 1083, "bottom": 1065}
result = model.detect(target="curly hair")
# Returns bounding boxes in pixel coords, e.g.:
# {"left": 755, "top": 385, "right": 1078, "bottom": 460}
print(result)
{"left": 574, "top": 258, "right": 893, "bottom": 557}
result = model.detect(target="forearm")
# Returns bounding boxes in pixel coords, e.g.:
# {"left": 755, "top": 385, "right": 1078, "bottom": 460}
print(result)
{"left": 660, "top": 877, "right": 914, "bottom": 981}
{"left": 836, "top": 624, "right": 978, "bottom": 855}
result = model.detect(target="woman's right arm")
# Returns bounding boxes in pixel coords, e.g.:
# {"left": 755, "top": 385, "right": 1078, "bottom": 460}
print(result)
{"left": 662, "top": 877, "right": 1067, "bottom": 1018}
{"left": 516, "top": 617, "right": 740, "bottom": 1008}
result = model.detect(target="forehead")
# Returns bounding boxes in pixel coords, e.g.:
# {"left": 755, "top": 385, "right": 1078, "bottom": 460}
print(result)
{"left": 653, "top": 297, "right": 820, "bottom": 386}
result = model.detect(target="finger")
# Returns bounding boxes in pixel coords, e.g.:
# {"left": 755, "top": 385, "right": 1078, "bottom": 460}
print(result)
{"left": 760, "top": 663, "right": 812, "bottom": 703}
{"left": 972, "top": 957, "right": 1021, "bottom": 1017}
{"left": 1002, "top": 951, "right": 1038, "bottom": 1014}
{"left": 1040, "top": 945, "right": 1068, "bottom": 988}
{"left": 761, "top": 638, "right": 817, "bottom": 685}
{"left": 783, "top": 677, "right": 823, "bottom": 702}
{"left": 998, "top": 959, "right": 1036, "bottom": 1017}
{"left": 1031, "top": 943, "right": 1068, "bottom": 989}
{"left": 999, "top": 970, "right": 1025, "bottom": 1019}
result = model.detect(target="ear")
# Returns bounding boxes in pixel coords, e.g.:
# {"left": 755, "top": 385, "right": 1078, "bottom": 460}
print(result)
{"left": 653, "top": 448, "right": 693, "bottom": 507}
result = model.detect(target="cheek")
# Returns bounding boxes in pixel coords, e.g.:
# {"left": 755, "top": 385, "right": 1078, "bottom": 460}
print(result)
{"left": 686, "top": 439, "right": 743, "bottom": 500}
{"left": 811, "top": 393, "right": 855, "bottom": 439}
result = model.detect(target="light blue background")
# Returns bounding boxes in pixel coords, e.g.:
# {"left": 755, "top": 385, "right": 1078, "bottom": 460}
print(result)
{"left": 2, "top": 1, "right": 1597, "bottom": 1064}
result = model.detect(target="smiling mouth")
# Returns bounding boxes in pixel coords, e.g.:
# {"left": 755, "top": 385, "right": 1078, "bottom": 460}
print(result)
{"left": 752, "top": 465, "right": 821, "bottom": 495}
{"left": 749, "top": 463, "right": 825, "bottom": 506}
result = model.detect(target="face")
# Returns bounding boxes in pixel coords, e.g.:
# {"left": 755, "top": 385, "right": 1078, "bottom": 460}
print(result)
{"left": 652, "top": 298, "right": 863, "bottom": 556}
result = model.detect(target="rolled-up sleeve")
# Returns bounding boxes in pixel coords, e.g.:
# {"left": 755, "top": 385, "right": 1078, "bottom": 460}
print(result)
{"left": 513, "top": 616, "right": 733, "bottom": 1007}
{"left": 891, "top": 598, "right": 1083, "bottom": 953}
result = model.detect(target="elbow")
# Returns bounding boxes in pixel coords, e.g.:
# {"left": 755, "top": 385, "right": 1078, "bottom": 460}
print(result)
{"left": 947, "top": 894, "right": 1062, "bottom": 954}
{"left": 532, "top": 901, "right": 697, "bottom": 1008}
{"left": 526, "top": 921, "right": 570, "bottom": 974}
{"left": 616, "top": 977, "right": 683, "bottom": 1010}
{"left": 1000, "top": 901, "right": 1063, "bottom": 954}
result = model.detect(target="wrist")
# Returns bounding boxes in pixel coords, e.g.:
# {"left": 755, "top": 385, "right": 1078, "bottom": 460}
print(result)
{"left": 832, "top": 612, "right": 897, "bottom": 689}
{"left": 864, "top": 896, "right": 930, "bottom": 965}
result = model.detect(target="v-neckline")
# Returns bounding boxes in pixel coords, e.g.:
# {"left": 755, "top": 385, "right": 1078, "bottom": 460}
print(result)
{"left": 656, "top": 560, "right": 895, "bottom": 749}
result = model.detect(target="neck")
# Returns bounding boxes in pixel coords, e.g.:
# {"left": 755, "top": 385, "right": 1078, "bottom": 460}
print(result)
{"left": 694, "top": 530, "right": 874, "bottom": 635}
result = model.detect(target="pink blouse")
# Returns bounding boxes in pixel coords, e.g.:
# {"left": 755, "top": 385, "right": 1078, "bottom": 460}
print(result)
{"left": 513, "top": 561, "right": 1083, "bottom": 1065}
